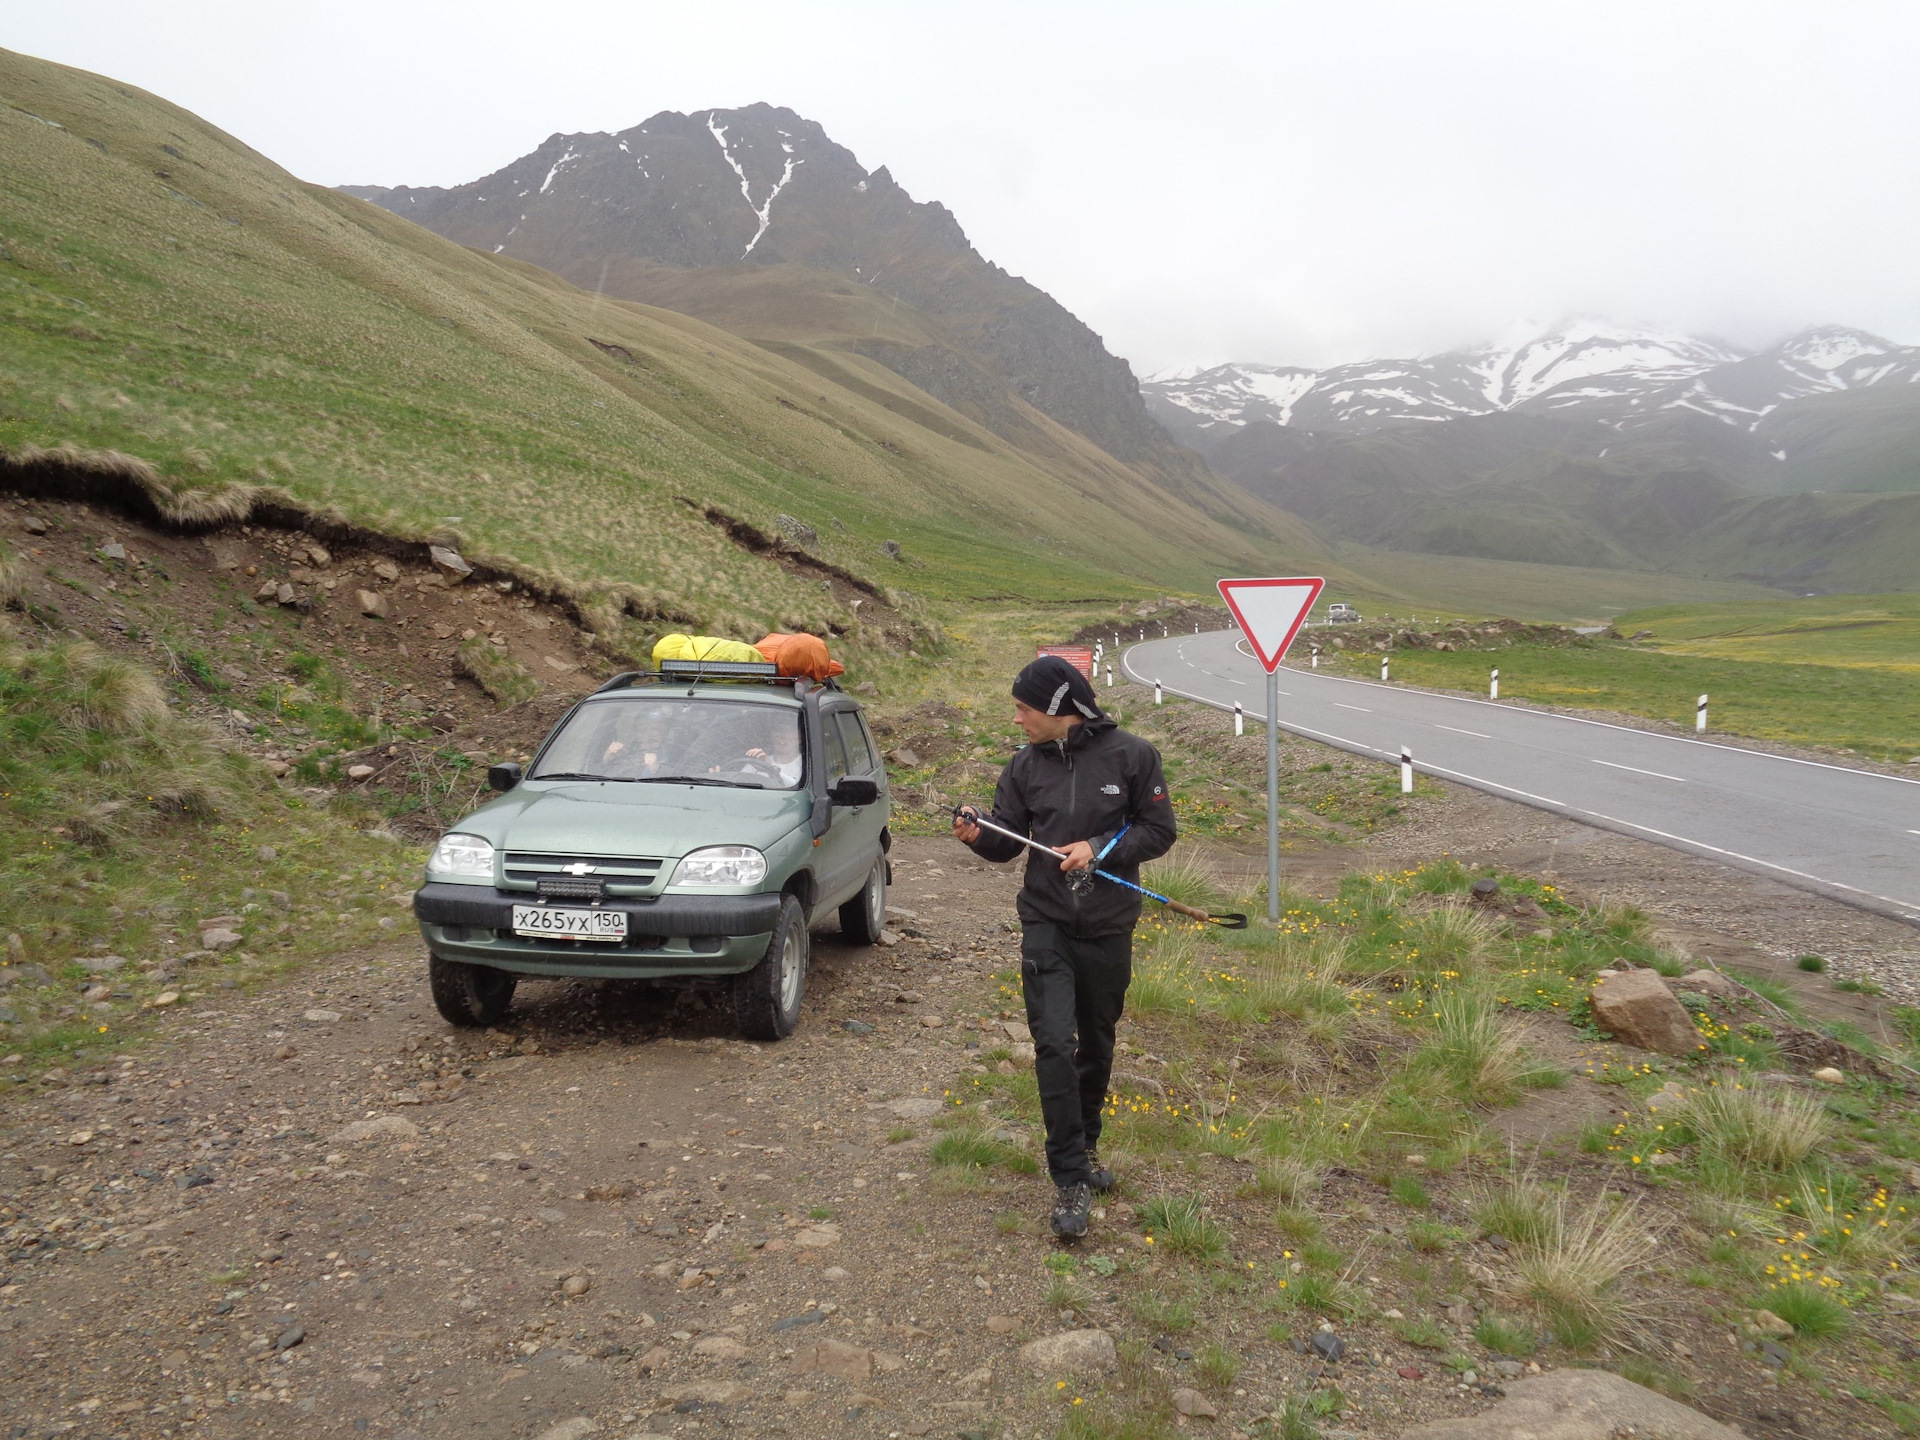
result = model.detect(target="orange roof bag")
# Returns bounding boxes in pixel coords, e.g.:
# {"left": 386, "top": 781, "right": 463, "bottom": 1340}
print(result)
{"left": 754, "top": 632, "right": 844, "bottom": 682}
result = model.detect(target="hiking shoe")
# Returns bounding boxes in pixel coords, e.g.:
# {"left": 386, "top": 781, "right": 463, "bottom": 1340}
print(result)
{"left": 1051, "top": 1181, "right": 1092, "bottom": 1239}
{"left": 1086, "top": 1146, "right": 1115, "bottom": 1193}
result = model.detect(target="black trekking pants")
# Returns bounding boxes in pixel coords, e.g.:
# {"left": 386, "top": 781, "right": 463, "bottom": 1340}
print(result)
{"left": 1020, "top": 922, "right": 1133, "bottom": 1188}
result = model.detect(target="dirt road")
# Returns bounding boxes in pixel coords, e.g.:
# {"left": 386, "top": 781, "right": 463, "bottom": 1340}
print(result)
{"left": 4, "top": 804, "right": 1916, "bottom": 1440}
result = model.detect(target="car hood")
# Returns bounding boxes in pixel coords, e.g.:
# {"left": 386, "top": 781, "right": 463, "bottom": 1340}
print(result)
{"left": 466, "top": 780, "right": 812, "bottom": 858}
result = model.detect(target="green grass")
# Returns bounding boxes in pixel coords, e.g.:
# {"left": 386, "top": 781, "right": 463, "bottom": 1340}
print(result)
{"left": 1338, "top": 596, "right": 1920, "bottom": 754}
{"left": 1137, "top": 1194, "right": 1229, "bottom": 1261}
{"left": 0, "top": 47, "right": 1356, "bottom": 639}
{"left": 1763, "top": 1282, "right": 1851, "bottom": 1338}
{"left": 0, "top": 619, "right": 417, "bottom": 1061}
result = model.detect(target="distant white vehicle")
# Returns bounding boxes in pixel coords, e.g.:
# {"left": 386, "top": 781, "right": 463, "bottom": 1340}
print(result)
{"left": 1325, "top": 603, "right": 1362, "bottom": 623}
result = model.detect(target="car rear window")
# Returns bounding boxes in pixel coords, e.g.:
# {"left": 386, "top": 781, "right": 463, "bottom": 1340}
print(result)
{"left": 532, "top": 697, "right": 804, "bottom": 788}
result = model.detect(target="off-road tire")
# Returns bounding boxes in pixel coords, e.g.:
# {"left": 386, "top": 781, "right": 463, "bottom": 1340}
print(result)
{"left": 838, "top": 855, "right": 888, "bottom": 946}
{"left": 429, "top": 955, "right": 517, "bottom": 1027}
{"left": 734, "top": 894, "right": 808, "bottom": 1041}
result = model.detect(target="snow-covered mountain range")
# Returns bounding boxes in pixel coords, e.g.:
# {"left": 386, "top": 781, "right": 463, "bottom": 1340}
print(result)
{"left": 1143, "top": 322, "right": 1920, "bottom": 441}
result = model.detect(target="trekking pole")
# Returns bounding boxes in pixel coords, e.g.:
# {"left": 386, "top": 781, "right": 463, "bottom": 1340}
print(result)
{"left": 948, "top": 806, "right": 1248, "bottom": 929}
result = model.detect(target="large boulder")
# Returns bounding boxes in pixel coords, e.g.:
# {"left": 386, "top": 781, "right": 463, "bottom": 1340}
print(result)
{"left": 1399, "top": 1369, "right": 1745, "bottom": 1438}
{"left": 1588, "top": 967, "right": 1701, "bottom": 1056}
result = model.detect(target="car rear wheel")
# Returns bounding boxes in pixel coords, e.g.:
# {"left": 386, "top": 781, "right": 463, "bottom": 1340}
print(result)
{"left": 839, "top": 856, "right": 887, "bottom": 946}
{"left": 429, "top": 955, "right": 517, "bottom": 1027}
{"left": 734, "top": 894, "right": 807, "bottom": 1041}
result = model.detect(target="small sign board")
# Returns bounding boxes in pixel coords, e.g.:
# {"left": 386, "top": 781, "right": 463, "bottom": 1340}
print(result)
{"left": 1035, "top": 645, "right": 1094, "bottom": 677}
{"left": 1216, "top": 577, "right": 1325, "bottom": 673}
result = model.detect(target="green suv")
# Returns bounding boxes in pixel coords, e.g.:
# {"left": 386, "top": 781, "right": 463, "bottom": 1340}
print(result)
{"left": 411, "top": 662, "right": 890, "bottom": 1039}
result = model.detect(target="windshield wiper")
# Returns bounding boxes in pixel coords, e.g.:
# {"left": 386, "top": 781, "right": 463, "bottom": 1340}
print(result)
{"left": 531, "top": 770, "right": 625, "bottom": 782}
{"left": 638, "top": 775, "right": 765, "bottom": 789}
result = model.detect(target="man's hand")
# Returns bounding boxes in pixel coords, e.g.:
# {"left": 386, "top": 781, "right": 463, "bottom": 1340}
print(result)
{"left": 1057, "top": 840, "right": 1095, "bottom": 873}
{"left": 952, "top": 806, "right": 983, "bottom": 845}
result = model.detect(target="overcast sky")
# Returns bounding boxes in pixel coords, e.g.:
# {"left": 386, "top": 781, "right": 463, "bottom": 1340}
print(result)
{"left": 10, "top": 1, "right": 1920, "bottom": 371}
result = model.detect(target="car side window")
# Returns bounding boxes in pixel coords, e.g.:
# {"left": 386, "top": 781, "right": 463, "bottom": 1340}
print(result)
{"left": 835, "top": 711, "right": 875, "bottom": 774}
{"left": 821, "top": 714, "right": 850, "bottom": 785}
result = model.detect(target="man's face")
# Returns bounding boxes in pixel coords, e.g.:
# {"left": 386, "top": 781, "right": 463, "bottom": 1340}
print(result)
{"left": 1013, "top": 699, "right": 1077, "bottom": 746}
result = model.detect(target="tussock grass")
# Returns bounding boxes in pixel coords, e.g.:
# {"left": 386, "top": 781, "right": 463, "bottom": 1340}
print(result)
{"left": 1137, "top": 1194, "right": 1229, "bottom": 1261}
{"left": 1140, "top": 852, "right": 1225, "bottom": 913}
{"left": 1253, "top": 1157, "right": 1323, "bottom": 1205}
{"left": 1761, "top": 1281, "right": 1851, "bottom": 1337}
{"left": 1478, "top": 1178, "right": 1653, "bottom": 1349}
{"left": 1681, "top": 1084, "right": 1831, "bottom": 1170}
{"left": 1418, "top": 993, "right": 1536, "bottom": 1105}
{"left": 1403, "top": 902, "right": 1500, "bottom": 974}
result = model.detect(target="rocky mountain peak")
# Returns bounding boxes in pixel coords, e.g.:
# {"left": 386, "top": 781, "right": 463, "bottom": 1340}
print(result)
{"left": 343, "top": 108, "right": 1182, "bottom": 472}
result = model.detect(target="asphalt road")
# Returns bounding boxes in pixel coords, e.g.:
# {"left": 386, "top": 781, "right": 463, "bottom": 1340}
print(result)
{"left": 1121, "top": 628, "right": 1920, "bottom": 928}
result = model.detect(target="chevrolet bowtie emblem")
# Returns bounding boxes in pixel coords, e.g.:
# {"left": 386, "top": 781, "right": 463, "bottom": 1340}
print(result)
{"left": 563, "top": 862, "right": 595, "bottom": 876}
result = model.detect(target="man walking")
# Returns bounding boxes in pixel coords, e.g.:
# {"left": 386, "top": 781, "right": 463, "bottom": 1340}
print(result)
{"left": 953, "top": 655, "right": 1176, "bottom": 1238}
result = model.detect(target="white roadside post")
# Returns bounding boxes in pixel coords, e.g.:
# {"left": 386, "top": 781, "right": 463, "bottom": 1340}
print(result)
{"left": 1311, "top": 648, "right": 1319, "bottom": 669}
{"left": 1217, "top": 576, "right": 1325, "bottom": 925}
{"left": 1154, "top": 679, "right": 1163, "bottom": 705}
{"left": 1381, "top": 656, "right": 1390, "bottom": 682}
{"left": 1490, "top": 667, "right": 1499, "bottom": 699}
{"left": 1105, "top": 665, "right": 1114, "bottom": 688}
{"left": 1234, "top": 702, "right": 1244, "bottom": 736}
{"left": 1697, "top": 694, "right": 1709, "bottom": 732}
{"left": 1401, "top": 746, "right": 1413, "bottom": 794}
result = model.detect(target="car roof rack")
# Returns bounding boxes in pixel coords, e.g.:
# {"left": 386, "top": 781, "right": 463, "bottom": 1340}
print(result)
{"left": 590, "top": 665, "right": 843, "bottom": 696}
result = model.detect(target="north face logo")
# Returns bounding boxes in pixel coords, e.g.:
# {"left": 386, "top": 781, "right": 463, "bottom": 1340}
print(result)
{"left": 1101, "top": 784, "right": 1121, "bottom": 795}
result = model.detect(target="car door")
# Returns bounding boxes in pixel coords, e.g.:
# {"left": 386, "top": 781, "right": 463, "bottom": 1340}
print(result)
{"left": 813, "top": 706, "right": 864, "bottom": 912}
{"left": 833, "top": 708, "right": 888, "bottom": 868}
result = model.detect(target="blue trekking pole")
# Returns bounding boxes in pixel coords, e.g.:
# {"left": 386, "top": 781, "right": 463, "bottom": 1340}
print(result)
{"left": 950, "top": 806, "right": 1248, "bottom": 929}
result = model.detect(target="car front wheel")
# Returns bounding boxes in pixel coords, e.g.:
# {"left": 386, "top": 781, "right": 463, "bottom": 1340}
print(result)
{"left": 734, "top": 894, "right": 808, "bottom": 1041}
{"left": 429, "top": 955, "right": 518, "bottom": 1027}
{"left": 839, "top": 856, "right": 887, "bottom": 946}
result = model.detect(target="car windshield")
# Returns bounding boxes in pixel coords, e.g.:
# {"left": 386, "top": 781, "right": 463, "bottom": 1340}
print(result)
{"left": 531, "top": 696, "right": 805, "bottom": 789}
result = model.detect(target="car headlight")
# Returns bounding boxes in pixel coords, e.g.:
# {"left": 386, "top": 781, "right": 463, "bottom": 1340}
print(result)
{"left": 427, "top": 832, "right": 495, "bottom": 880}
{"left": 670, "top": 845, "right": 767, "bottom": 887}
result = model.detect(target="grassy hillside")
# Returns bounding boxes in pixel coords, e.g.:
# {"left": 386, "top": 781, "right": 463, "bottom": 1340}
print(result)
{"left": 1318, "top": 545, "right": 1777, "bottom": 623}
{"left": 1762, "top": 383, "right": 1920, "bottom": 496}
{"left": 0, "top": 49, "right": 1349, "bottom": 651}
{"left": 1615, "top": 593, "right": 1920, "bottom": 673}
{"left": 1322, "top": 602, "right": 1920, "bottom": 757}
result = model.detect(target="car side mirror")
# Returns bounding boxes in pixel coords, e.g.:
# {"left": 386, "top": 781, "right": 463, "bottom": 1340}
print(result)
{"left": 828, "top": 777, "right": 878, "bottom": 807}
{"left": 488, "top": 762, "right": 523, "bottom": 792}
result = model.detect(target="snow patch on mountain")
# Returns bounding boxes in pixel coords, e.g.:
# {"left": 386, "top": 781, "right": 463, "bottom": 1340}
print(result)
{"left": 1145, "top": 321, "right": 1920, "bottom": 438}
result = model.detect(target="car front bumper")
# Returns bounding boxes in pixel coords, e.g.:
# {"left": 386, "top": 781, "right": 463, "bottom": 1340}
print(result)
{"left": 412, "top": 882, "right": 781, "bottom": 979}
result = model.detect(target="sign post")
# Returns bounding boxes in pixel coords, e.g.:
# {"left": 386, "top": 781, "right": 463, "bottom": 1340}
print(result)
{"left": 1216, "top": 577, "right": 1326, "bottom": 923}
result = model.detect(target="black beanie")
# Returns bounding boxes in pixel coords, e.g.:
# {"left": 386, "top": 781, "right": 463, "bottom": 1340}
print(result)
{"left": 1011, "top": 655, "right": 1102, "bottom": 720}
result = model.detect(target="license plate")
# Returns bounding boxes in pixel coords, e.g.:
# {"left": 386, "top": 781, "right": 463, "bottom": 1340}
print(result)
{"left": 510, "top": 905, "right": 628, "bottom": 942}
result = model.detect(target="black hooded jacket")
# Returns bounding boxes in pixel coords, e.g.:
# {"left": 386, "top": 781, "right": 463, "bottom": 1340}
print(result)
{"left": 964, "top": 715, "right": 1177, "bottom": 935}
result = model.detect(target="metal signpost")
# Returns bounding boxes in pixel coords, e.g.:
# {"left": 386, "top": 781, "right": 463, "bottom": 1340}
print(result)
{"left": 1215, "top": 577, "right": 1325, "bottom": 923}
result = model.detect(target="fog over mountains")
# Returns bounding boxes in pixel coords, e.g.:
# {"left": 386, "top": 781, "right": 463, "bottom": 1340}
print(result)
{"left": 1142, "top": 321, "right": 1920, "bottom": 594}
{"left": 1143, "top": 321, "right": 1920, "bottom": 441}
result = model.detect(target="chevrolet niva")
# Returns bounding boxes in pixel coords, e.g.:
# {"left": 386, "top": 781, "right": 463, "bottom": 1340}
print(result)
{"left": 411, "top": 660, "right": 889, "bottom": 1039}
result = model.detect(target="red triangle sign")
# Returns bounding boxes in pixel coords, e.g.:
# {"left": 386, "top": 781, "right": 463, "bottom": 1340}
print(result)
{"left": 1216, "top": 576, "right": 1325, "bottom": 673}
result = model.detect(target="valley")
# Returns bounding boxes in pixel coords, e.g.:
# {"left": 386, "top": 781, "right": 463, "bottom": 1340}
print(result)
{"left": 6, "top": 37, "right": 1920, "bottom": 1440}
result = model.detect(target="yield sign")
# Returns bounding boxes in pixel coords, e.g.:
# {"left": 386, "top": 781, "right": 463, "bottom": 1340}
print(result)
{"left": 1216, "top": 576, "right": 1325, "bottom": 673}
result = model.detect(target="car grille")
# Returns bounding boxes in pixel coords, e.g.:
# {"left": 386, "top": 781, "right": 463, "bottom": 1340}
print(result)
{"left": 502, "top": 852, "right": 666, "bottom": 896}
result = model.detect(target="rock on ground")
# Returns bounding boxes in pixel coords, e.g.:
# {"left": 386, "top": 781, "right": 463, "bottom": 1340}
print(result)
{"left": 1589, "top": 967, "right": 1700, "bottom": 1055}
{"left": 792, "top": 1338, "right": 872, "bottom": 1381}
{"left": 331, "top": 1115, "right": 419, "bottom": 1143}
{"left": 1398, "top": 1370, "right": 1746, "bottom": 1439}
{"left": 1018, "top": 1328, "right": 1116, "bottom": 1376}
